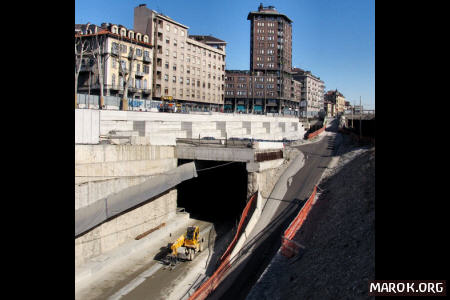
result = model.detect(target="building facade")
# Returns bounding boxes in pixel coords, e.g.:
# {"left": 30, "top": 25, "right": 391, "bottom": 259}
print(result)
{"left": 292, "top": 68, "right": 325, "bottom": 119}
{"left": 134, "top": 4, "right": 226, "bottom": 111}
{"left": 75, "top": 23, "right": 154, "bottom": 104}
{"left": 325, "top": 89, "right": 346, "bottom": 115}
{"left": 324, "top": 100, "right": 336, "bottom": 117}
{"left": 224, "top": 4, "right": 300, "bottom": 116}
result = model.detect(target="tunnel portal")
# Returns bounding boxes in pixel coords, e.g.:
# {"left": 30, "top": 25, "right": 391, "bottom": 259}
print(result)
{"left": 177, "top": 159, "right": 248, "bottom": 224}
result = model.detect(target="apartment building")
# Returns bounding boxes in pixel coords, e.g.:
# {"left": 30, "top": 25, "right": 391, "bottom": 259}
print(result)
{"left": 325, "top": 89, "right": 346, "bottom": 115}
{"left": 224, "top": 4, "right": 300, "bottom": 115}
{"left": 75, "top": 23, "right": 153, "bottom": 104}
{"left": 249, "top": 4, "right": 292, "bottom": 74}
{"left": 292, "top": 68, "right": 325, "bottom": 118}
{"left": 134, "top": 4, "right": 226, "bottom": 111}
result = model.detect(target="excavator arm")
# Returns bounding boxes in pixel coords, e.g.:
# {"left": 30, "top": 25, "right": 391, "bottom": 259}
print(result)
{"left": 170, "top": 234, "right": 185, "bottom": 256}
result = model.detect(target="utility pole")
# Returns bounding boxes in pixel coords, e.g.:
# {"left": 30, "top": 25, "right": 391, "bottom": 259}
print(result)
{"left": 351, "top": 100, "right": 354, "bottom": 128}
{"left": 359, "top": 96, "right": 362, "bottom": 140}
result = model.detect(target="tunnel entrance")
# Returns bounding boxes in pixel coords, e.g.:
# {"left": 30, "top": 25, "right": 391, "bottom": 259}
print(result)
{"left": 177, "top": 159, "right": 248, "bottom": 224}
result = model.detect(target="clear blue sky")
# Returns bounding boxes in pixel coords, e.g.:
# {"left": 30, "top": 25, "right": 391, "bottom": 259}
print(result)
{"left": 75, "top": 0, "right": 374, "bottom": 109}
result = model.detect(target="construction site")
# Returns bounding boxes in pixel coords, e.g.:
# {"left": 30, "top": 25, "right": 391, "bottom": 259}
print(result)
{"left": 75, "top": 110, "right": 375, "bottom": 300}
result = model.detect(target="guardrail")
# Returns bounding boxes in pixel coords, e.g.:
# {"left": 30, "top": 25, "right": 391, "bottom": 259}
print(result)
{"left": 188, "top": 191, "right": 258, "bottom": 300}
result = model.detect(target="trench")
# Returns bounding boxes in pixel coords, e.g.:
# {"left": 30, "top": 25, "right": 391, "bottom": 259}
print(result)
{"left": 176, "top": 159, "right": 249, "bottom": 276}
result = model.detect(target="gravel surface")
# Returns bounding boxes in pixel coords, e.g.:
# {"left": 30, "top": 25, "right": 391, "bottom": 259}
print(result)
{"left": 247, "top": 134, "right": 375, "bottom": 300}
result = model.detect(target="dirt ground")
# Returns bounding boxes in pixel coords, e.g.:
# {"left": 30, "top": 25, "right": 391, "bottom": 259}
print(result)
{"left": 247, "top": 134, "right": 375, "bottom": 300}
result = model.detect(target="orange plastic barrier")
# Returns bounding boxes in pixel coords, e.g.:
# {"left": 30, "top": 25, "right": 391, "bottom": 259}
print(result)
{"left": 281, "top": 186, "right": 317, "bottom": 257}
{"left": 307, "top": 126, "right": 325, "bottom": 139}
{"left": 220, "top": 192, "right": 258, "bottom": 261}
{"left": 189, "top": 192, "right": 258, "bottom": 300}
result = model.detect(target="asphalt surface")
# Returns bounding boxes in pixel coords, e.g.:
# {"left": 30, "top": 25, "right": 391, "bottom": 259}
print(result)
{"left": 208, "top": 119, "right": 339, "bottom": 300}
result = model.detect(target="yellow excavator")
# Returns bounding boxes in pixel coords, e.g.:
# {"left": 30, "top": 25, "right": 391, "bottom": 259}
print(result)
{"left": 167, "top": 226, "right": 205, "bottom": 265}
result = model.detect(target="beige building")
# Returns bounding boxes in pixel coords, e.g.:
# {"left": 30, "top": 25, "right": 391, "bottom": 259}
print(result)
{"left": 75, "top": 23, "right": 154, "bottom": 104}
{"left": 134, "top": 4, "right": 226, "bottom": 111}
{"left": 292, "top": 68, "right": 325, "bottom": 118}
{"left": 325, "top": 89, "right": 346, "bottom": 115}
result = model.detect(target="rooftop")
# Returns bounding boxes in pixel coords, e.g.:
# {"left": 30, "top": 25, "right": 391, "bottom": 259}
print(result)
{"left": 188, "top": 35, "right": 227, "bottom": 45}
{"left": 247, "top": 3, "right": 293, "bottom": 23}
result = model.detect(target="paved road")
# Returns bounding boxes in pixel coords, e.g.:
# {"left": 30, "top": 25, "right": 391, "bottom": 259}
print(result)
{"left": 208, "top": 119, "right": 339, "bottom": 300}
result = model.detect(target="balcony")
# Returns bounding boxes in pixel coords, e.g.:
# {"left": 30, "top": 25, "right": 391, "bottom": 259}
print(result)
{"left": 142, "top": 88, "right": 151, "bottom": 94}
{"left": 109, "top": 84, "right": 123, "bottom": 91}
{"left": 111, "top": 48, "right": 119, "bottom": 56}
{"left": 143, "top": 56, "right": 152, "bottom": 63}
{"left": 79, "top": 65, "right": 94, "bottom": 72}
{"left": 135, "top": 71, "right": 144, "bottom": 77}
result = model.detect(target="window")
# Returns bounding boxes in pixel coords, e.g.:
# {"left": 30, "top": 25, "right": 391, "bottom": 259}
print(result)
{"left": 112, "top": 74, "right": 115, "bottom": 86}
{"left": 173, "top": 76, "right": 176, "bottom": 83}
{"left": 173, "top": 64, "right": 177, "bottom": 71}
{"left": 136, "top": 49, "right": 142, "bottom": 57}
{"left": 165, "top": 61, "right": 169, "bottom": 69}
{"left": 179, "top": 76, "right": 184, "bottom": 84}
{"left": 173, "top": 52, "right": 177, "bottom": 58}
{"left": 143, "top": 65, "right": 150, "bottom": 74}
{"left": 112, "top": 42, "right": 119, "bottom": 52}
{"left": 166, "top": 49, "right": 169, "bottom": 56}
{"left": 174, "top": 39, "right": 177, "bottom": 47}
{"left": 166, "top": 24, "right": 170, "bottom": 32}
{"left": 164, "top": 74, "right": 169, "bottom": 81}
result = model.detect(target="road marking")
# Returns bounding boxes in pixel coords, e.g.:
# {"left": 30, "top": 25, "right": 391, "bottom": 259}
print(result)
{"left": 107, "top": 263, "right": 163, "bottom": 300}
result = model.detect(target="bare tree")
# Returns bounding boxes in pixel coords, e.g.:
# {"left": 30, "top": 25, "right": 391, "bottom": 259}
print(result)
{"left": 117, "top": 34, "right": 138, "bottom": 111}
{"left": 75, "top": 27, "right": 90, "bottom": 108}
{"left": 92, "top": 33, "right": 111, "bottom": 109}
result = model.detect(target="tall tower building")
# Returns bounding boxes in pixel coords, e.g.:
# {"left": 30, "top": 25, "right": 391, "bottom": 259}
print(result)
{"left": 224, "top": 4, "right": 301, "bottom": 116}
{"left": 248, "top": 3, "right": 292, "bottom": 74}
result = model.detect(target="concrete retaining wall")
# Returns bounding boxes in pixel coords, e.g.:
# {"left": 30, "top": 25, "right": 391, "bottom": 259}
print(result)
{"left": 75, "top": 189, "right": 177, "bottom": 268}
{"left": 233, "top": 148, "right": 304, "bottom": 259}
{"left": 75, "top": 144, "right": 179, "bottom": 267}
{"left": 75, "top": 109, "right": 100, "bottom": 144}
{"left": 75, "top": 109, "right": 306, "bottom": 145}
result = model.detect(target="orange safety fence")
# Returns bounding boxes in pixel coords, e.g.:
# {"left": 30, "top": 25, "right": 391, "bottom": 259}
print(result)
{"left": 220, "top": 192, "right": 258, "bottom": 261}
{"left": 307, "top": 126, "right": 326, "bottom": 139}
{"left": 188, "top": 191, "right": 258, "bottom": 300}
{"left": 281, "top": 186, "right": 317, "bottom": 258}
